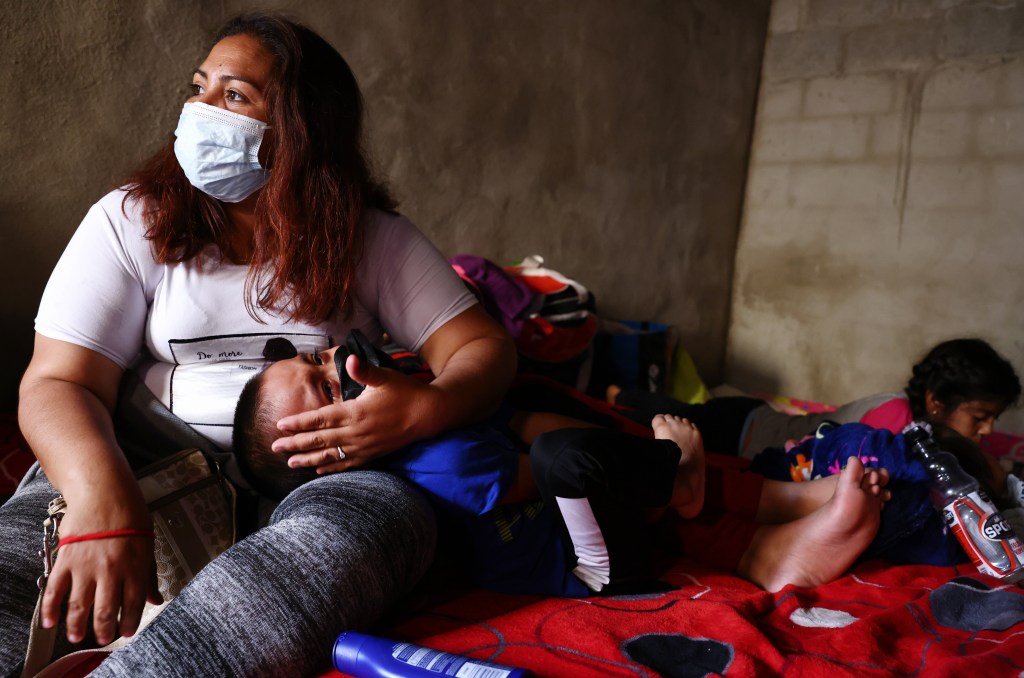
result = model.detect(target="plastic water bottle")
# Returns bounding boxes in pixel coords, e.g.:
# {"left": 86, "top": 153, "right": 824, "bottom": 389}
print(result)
{"left": 904, "top": 422, "right": 1024, "bottom": 582}
{"left": 333, "top": 631, "right": 533, "bottom": 678}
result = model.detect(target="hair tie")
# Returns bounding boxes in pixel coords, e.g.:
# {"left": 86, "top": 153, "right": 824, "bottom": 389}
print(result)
{"left": 58, "top": 529, "right": 156, "bottom": 548}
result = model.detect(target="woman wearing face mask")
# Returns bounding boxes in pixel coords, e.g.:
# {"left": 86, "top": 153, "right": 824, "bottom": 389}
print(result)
{"left": 3, "top": 13, "right": 515, "bottom": 676}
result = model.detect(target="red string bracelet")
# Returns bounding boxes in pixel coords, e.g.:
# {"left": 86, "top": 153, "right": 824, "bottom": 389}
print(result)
{"left": 57, "top": 529, "right": 156, "bottom": 548}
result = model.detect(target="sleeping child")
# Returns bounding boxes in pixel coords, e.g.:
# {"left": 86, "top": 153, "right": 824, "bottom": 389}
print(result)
{"left": 232, "top": 341, "right": 892, "bottom": 596}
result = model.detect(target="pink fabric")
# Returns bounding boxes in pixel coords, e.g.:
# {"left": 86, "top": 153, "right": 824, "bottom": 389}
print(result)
{"left": 858, "top": 398, "right": 912, "bottom": 434}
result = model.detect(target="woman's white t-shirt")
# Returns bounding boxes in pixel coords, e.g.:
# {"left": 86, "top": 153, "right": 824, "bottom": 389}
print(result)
{"left": 35, "top": 189, "right": 476, "bottom": 448}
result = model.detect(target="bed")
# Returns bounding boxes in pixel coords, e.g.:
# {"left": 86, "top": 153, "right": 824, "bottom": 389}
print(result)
{"left": 326, "top": 557, "right": 1024, "bottom": 677}
{"left": 313, "top": 396, "right": 1024, "bottom": 678}
{"left": 4, "top": 406, "right": 1024, "bottom": 677}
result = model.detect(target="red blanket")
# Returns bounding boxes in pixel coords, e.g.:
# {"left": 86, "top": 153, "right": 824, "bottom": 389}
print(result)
{"left": 328, "top": 558, "right": 1024, "bottom": 677}
{"left": 5, "top": 413, "right": 1022, "bottom": 676}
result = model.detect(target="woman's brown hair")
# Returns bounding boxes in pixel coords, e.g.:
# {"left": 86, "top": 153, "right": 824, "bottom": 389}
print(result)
{"left": 123, "top": 12, "right": 395, "bottom": 323}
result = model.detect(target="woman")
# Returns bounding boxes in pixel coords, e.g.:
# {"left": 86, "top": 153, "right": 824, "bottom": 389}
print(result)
{"left": 3, "top": 13, "right": 514, "bottom": 676}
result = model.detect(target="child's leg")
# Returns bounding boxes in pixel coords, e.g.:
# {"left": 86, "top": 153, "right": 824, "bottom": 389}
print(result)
{"left": 737, "top": 457, "right": 889, "bottom": 591}
{"left": 755, "top": 468, "right": 890, "bottom": 523}
{"left": 512, "top": 411, "right": 705, "bottom": 516}
{"left": 508, "top": 411, "right": 598, "bottom": 446}
{"left": 651, "top": 415, "right": 705, "bottom": 519}
{"left": 755, "top": 476, "right": 840, "bottom": 523}
{"left": 705, "top": 452, "right": 890, "bottom": 524}
{"left": 530, "top": 427, "right": 684, "bottom": 594}
{"left": 503, "top": 411, "right": 601, "bottom": 505}
{"left": 608, "top": 391, "right": 764, "bottom": 454}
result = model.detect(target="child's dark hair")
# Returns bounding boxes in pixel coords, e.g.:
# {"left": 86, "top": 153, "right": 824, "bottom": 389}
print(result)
{"left": 905, "top": 339, "right": 1021, "bottom": 419}
{"left": 233, "top": 372, "right": 318, "bottom": 500}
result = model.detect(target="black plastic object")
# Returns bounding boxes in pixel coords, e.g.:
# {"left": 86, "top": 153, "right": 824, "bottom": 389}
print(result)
{"left": 334, "top": 329, "right": 400, "bottom": 401}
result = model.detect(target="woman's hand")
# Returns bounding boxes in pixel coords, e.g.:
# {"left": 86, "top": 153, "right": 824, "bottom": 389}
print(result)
{"left": 273, "top": 353, "right": 439, "bottom": 472}
{"left": 42, "top": 498, "right": 162, "bottom": 645}
{"left": 273, "top": 305, "right": 517, "bottom": 473}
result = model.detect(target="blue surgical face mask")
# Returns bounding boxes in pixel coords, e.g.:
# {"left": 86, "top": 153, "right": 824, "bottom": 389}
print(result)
{"left": 173, "top": 102, "right": 271, "bottom": 203}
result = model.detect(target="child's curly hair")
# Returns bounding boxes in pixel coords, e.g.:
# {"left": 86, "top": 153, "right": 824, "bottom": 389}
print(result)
{"left": 905, "top": 339, "right": 1021, "bottom": 420}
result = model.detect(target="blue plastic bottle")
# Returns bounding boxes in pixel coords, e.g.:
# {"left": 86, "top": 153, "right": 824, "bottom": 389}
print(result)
{"left": 333, "top": 631, "right": 532, "bottom": 678}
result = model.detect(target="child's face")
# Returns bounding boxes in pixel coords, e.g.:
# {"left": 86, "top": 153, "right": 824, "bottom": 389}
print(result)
{"left": 940, "top": 399, "right": 1004, "bottom": 443}
{"left": 260, "top": 345, "right": 345, "bottom": 421}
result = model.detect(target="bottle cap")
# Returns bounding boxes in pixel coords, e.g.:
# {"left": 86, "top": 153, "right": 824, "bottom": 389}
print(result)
{"left": 902, "top": 421, "right": 932, "bottom": 443}
{"left": 332, "top": 631, "right": 365, "bottom": 673}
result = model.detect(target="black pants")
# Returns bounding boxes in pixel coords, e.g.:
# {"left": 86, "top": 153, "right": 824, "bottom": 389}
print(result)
{"left": 531, "top": 427, "right": 681, "bottom": 595}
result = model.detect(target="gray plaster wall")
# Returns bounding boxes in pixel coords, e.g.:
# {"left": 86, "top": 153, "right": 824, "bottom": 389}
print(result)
{"left": 728, "top": 0, "right": 1024, "bottom": 434}
{"left": 0, "top": 0, "right": 768, "bottom": 410}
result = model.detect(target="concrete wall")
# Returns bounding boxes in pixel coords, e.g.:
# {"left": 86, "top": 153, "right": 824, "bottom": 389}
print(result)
{"left": 728, "top": 0, "right": 1024, "bottom": 433}
{"left": 0, "top": 0, "right": 768, "bottom": 409}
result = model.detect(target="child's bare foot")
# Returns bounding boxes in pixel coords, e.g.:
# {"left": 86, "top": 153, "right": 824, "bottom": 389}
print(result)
{"left": 652, "top": 414, "right": 705, "bottom": 519}
{"left": 862, "top": 466, "right": 891, "bottom": 508}
{"left": 738, "top": 456, "right": 888, "bottom": 592}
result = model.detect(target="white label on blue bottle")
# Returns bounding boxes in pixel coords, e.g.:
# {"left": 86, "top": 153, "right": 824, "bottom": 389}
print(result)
{"left": 392, "top": 643, "right": 515, "bottom": 678}
{"left": 454, "top": 666, "right": 515, "bottom": 678}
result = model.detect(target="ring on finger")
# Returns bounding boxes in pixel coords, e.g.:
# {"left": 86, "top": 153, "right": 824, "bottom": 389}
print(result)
{"left": 335, "top": 445, "right": 346, "bottom": 461}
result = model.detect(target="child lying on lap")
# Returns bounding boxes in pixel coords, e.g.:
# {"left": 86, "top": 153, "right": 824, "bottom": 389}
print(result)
{"left": 233, "top": 345, "right": 892, "bottom": 595}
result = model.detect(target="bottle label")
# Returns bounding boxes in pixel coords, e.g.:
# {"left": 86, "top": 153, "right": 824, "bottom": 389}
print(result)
{"left": 392, "top": 642, "right": 517, "bottom": 678}
{"left": 943, "top": 491, "right": 1024, "bottom": 579}
{"left": 981, "top": 513, "right": 1016, "bottom": 541}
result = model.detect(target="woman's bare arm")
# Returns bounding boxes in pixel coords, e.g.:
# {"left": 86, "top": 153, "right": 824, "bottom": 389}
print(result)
{"left": 18, "top": 334, "right": 159, "bottom": 645}
{"left": 411, "top": 304, "right": 519, "bottom": 436}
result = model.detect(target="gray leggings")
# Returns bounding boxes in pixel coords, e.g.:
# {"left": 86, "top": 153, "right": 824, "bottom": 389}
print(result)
{"left": 0, "top": 465, "right": 436, "bottom": 677}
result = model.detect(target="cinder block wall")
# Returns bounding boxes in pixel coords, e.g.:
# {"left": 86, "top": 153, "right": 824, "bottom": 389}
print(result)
{"left": 727, "top": 0, "right": 1024, "bottom": 433}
